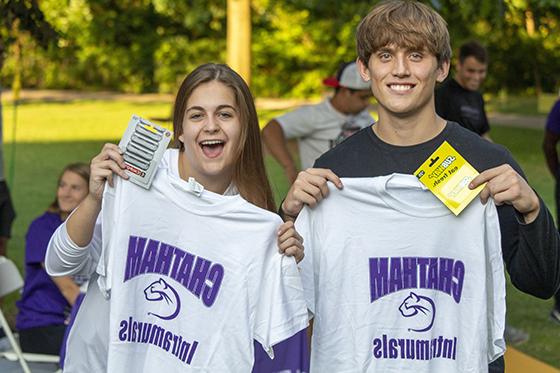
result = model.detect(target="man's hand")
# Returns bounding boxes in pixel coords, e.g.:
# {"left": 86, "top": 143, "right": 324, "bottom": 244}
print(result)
{"left": 469, "top": 164, "right": 540, "bottom": 223}
{"left": 285, "top": 165, "right": 299, "bottom": 185}
{"left": 281, "top": 168, "right": 343, "bottom": 221}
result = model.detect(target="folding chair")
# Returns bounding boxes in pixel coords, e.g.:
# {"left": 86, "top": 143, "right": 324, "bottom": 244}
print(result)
{"left": 0, "top": 256, "right": 60, "bottom": 373}
{"left": 0, "top": 256, "right": 31, "bottom": 373}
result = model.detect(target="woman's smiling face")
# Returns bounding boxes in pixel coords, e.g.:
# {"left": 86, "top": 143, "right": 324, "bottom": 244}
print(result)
{"left": 178, "top": 80, "right": 242, "bottom": 191}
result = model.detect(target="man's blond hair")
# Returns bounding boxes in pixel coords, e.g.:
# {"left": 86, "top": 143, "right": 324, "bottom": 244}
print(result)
{"left": 357, "top": 0, "right": 451, "bottom": 67}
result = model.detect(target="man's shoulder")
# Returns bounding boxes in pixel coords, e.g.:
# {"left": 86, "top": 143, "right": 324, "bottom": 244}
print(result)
{"left": 314, "top": 127, "right": 372, "bottom": 169}
{"left": 446, "top": 122, "right": 513, "bottom": 167}
{"left": 280, "top": 99, "right": 331, "bottom": 117}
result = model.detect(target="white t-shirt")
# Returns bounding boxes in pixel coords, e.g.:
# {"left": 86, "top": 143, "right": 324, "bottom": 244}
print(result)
{"left": 98, "top": 149, "right": 308, "bottom": 372}
{"left": 296, "top": 175, "right": 506, "bottom": 373}
{"left": 46, "top": 149, "right": 308, "bottom": 373}
{"left": 276, "top": 99, "right": 373, "bottom": 169}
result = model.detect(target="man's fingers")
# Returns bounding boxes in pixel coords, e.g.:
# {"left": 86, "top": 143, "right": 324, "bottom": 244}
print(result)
{"left": 293, "top": 189, "right": 322, "bottom": 208}
{"left": 469, "top": 164, "right": 510, "bottom": 189}
{"left": 479, "top": 186, "right": 490, "bottom": 204}
{"left": 306, "top": 168, "right": 343, "bottom": 189}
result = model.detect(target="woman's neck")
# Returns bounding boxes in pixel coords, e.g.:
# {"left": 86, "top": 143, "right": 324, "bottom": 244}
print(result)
{"left": 178, "top": 151, "right": 233, "bottom": 195}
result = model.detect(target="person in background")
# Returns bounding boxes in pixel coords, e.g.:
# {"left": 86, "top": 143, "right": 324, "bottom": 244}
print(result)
{"left": 543, "top": 94, "right": 560, "bottom": 324}
{"left": 16, "top": 163, "right": 90, "bottom": 354}
{"left": 262, "top": 61, "right": 374, "bottom": 184}
{"left": 435, "top": 40, "right": 492, "bottom": 140}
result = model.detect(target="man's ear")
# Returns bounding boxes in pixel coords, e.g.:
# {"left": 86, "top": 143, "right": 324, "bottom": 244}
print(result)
{"left": 436, "top": 59, "right": 451, "bottom": 83}
{"left": 357, "top": 57, "right": 370, "bottom": 82}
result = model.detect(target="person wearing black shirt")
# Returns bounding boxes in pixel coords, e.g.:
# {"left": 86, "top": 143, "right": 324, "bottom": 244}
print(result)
{"left": 278, "top": 2, "right": 560, "bottom": 372}
{"left": 435, "top": 41, "right": 491, "bottom": 140}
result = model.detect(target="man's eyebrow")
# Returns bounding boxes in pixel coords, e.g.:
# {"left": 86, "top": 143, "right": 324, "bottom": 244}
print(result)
{"left": 377, "top": 46, "right": 395, "bottom": 53}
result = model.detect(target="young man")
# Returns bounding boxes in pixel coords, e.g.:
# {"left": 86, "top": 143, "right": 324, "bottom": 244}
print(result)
{"left": 543, "top": 96, "right": 560, "bottom": 324}
{"left": 262, "top": 61, "right": 373, "bottom": 184}
{"left": 280, "top": 1, "right": 560, "bottom": 372}
{"left": 435, "top": 41, "right": 491, "bottom": 140}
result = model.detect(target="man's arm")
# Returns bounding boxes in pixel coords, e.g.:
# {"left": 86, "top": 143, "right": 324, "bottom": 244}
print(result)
{"left": 280, "top": 168, "right": 343, "bottom": 222}
{"left": 262, "top": 119, "right": 298, "bottom": 184}
{"left": 470, "top": 161, "right": 560, "bottom": 298}
{"left": 543, "top": 130, "right": 560, "bottom": 177}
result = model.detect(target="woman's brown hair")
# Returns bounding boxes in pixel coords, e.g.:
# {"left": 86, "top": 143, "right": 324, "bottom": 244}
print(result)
{"left": 172, "top": 63, "right": 276, "bottom": 212}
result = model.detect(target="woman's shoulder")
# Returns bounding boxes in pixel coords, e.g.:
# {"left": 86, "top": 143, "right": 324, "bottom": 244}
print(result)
{"left": 28, "top": 211, "right": 62, "bottom": 233}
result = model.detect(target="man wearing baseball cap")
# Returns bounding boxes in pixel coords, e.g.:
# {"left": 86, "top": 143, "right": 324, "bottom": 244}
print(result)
{"left": 262, "top": 61, "right": 374, "bottom": 183}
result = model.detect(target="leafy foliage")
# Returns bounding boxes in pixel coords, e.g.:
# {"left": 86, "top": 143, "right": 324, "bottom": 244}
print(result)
{"left": 0, "top": 0, "right": 559, "bottom": 96}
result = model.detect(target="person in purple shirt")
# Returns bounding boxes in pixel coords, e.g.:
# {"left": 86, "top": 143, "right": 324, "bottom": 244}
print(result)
{"left": 543, "top": 97, "right": 560, "bottom": 324}
{"left": 16, "top": 163, "right": 90, "bottom": 354}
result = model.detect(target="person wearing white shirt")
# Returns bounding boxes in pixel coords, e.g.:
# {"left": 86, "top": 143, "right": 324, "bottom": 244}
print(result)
{"left": 262, "top": 61, "right": 374, "bottom": 183}
{"left": 46, "top": 63, "right": 308, "bottom": 372}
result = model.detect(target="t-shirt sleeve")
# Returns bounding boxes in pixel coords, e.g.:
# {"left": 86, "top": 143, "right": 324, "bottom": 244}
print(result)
{"left": 253, "top": 241, "right": 308, "bottom": 359}
{"left": 25, "top": 217, "right": 54, "bottom": 265}
{"left": 97, "top": 179, "right": 121, "bottom": 296}
{"left": 546, "top": 100, "right": 560, "bottom": 135}
{"left": 276, "top": 106, "right": 319, "bottom": 139}
{"left": 294, "top": 207, "right": 316, "bottom": 316}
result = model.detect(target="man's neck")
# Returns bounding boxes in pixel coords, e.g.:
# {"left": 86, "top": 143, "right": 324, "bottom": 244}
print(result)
{"left": 453, "top": 76, "right": 469, "bottom": 91}
{"left": 329, "top": 95, "right": 348, "bottom": 115}
{"left": 373, "top": 105, "right": 446, "bottom": 146}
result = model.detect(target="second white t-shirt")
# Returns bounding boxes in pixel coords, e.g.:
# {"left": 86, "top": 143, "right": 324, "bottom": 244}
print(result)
{"left": 296, "top": 175, "right": 505, "bottom": 373}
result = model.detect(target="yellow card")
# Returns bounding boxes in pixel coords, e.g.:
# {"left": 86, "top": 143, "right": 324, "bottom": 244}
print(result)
{"left": 414, "top": 141, "right": 484, "bottom": 215}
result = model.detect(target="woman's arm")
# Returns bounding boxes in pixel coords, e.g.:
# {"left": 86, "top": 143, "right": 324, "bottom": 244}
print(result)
{"left": 50, "top": 273, "right": 81, "bottom": 306}
{"left": 46, "top": 143, "right": 128, "bottom": 276}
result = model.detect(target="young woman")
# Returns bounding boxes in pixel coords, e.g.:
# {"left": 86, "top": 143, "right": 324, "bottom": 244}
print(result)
{"left": 46, "top": 63, "right": 308, "bottom": 372}
{"left": 16, "top": 163, "right": 90, "bottom": 354}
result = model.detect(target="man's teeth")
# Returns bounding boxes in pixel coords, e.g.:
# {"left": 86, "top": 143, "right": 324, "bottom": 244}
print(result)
{"left": 390, "top": 84, "right": 413, "bottom": 91}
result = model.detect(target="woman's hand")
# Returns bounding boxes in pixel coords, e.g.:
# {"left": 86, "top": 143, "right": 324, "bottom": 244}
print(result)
{"left": 277, "top": 221, "right": 304, "bottom": 263}
{"left": 89, "top": 143, "right": 129, "bottom": 201}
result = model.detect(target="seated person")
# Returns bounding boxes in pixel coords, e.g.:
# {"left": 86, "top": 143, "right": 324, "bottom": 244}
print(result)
{"left": 16, "top": 163, "right": 90, "bottom": 354}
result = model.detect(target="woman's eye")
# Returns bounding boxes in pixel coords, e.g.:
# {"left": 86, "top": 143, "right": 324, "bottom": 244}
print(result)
{"left": 189, "top": 113, "right": 203, "bottom": 120}
{"left": 218, "top": 112, "right": 233, "bottom": 119}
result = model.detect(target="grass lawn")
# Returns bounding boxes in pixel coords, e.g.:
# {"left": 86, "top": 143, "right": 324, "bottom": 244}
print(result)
{"left": 1, "top": 98, "right": 559, "bottom": 367}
